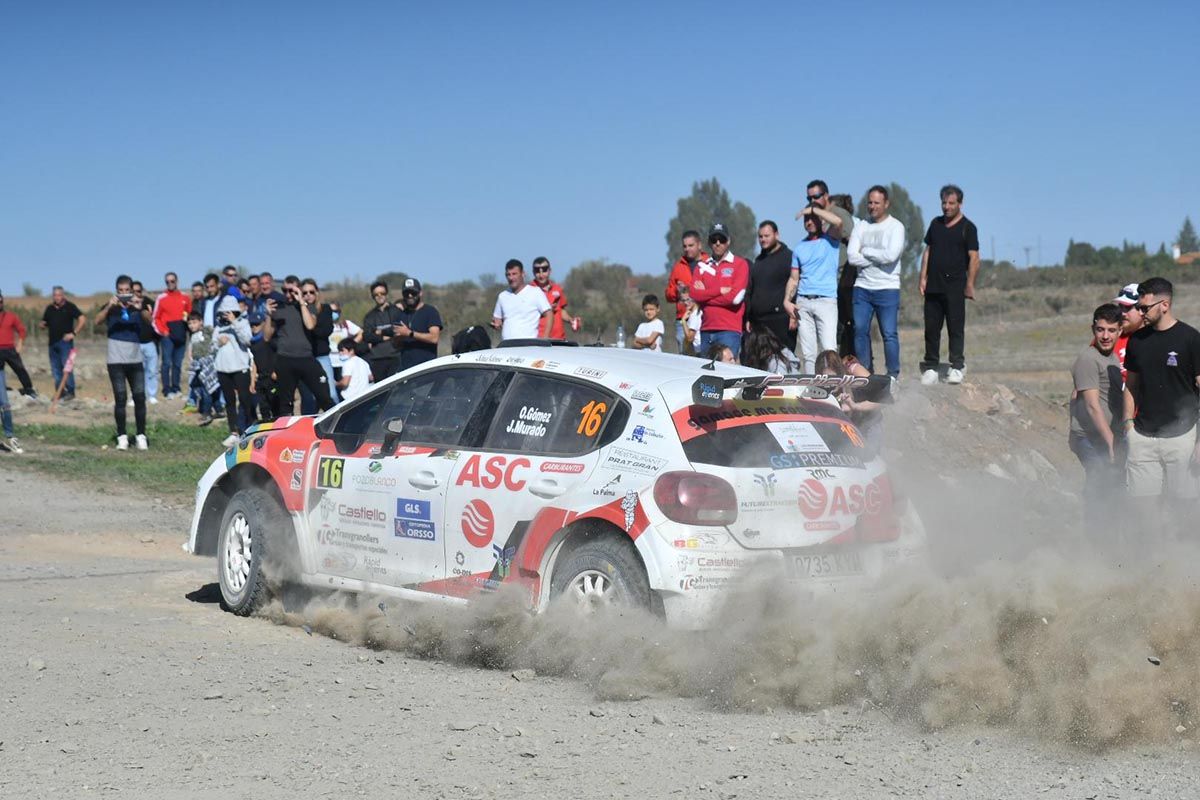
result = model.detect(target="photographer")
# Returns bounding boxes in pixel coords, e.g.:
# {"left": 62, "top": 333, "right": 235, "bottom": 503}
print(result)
{"left": 263, "top": 280, "right": 333, "bottom": 416}
{"left": 98, "top": 275, "right": 149, "bottom": 450}
{"left": 362, "top": 281, "right": 404, "bottom": 381}
{"left": 213, "top": 296, "right": 256, "bottom": 446}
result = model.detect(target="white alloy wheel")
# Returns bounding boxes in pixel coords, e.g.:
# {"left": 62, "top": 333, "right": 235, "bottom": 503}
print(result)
{"left": 222, "top": 511, "right": 252, "bottom": 594}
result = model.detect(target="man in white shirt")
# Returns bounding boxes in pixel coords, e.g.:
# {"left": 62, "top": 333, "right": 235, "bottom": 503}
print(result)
{"left": 492, "top": 259, "right": 552, "bottom": 340}
{"left": 848, "top": 185, "right": 906, "bottom": 377}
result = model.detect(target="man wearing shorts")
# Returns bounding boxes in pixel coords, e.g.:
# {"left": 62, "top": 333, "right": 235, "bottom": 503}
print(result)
{"left": 1122, "top": 277, "right": 1200, "bottom": 534}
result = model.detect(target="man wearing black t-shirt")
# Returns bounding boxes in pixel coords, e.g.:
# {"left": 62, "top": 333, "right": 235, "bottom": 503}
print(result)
{"left": 362, "top": 281, "right": 405, "bottom": 381}
{"left": 919, "top": 184, "right": 979, "bottom": 386}
{"left": 1122, "top": 277, "right": 1200, "bottom": 523}
{"left": 40, "top": 286, "right": 86, "bottom": 401}
{"left": 394, "top": 278, "right": 443, "bottom": 371}
{"left": 744, "top": 221, "right": 795, "bottom": 351}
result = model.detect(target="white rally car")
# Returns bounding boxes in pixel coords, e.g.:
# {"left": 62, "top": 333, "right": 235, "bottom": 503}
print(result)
{"left": 187, "top": 342, "right": 925, "bottom": 628}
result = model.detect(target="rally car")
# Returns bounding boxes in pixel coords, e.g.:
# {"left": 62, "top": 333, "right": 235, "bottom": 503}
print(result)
{"left": 186, "top": 342, "right": 925, "bottom": 628}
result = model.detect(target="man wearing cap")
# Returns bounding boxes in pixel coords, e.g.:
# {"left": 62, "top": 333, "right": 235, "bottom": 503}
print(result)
{"left": 531, "top": 257, "right": 576, "bottom": 339}
{"left": 492, "top": 259, "right": 552, "bottom": 341}
{"left": 665, "top": 231, "right": 707, "bottom": 352}
{"left": 394, "top": 278, "right": 444, "bottom": 371}
{"left": 1112, "top": 283, "right": 1144, "bottom": 382}
{"left": 919, "top": 184, "right": 979, "bottom": 386}
{"left": 691, "top": 223, "right": 750, "bottom": 357}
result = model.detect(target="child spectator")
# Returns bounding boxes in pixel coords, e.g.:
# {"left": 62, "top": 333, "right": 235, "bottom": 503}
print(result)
{"left": 335, "top": 338, "right": 372, "bottom": 402}
{"left": 185, "top": 311, "right": 221, "bottom": 427}
{"left": 741, "top": 324, "right": 800, "bottom": 374}
{"left": 633, "top": 294, "right": 665, "bottom": 352}
{"left": 212, "top": 296, "right": 256, "bottom": 446}
{"left": 683, "top": 292, "right": 702, "bottom": 355}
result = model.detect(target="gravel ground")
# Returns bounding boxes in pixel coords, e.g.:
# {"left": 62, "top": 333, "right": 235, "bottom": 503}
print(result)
{"left": 1, "top": 463, "right": 1198, "bottom": 800}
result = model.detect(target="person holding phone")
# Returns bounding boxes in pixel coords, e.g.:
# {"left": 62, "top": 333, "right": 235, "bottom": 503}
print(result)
{"left": 262, "top": 280, "right": 333, "bottom": 416}
{"left": 362, "top": 281, "right": 405, "bottom": 381}
{"left": 98, "top": 275, "right": 148, "bottom": 450}
{"left": 213, "top": 295, "right": 256, "bottom": 446}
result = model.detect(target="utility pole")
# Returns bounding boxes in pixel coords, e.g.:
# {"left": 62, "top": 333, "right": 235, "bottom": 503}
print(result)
{"left": 990, "top": 236, "right": 995, "bottom": 264}
{"left": 1023, "top": 246, "right": 1033, "bottom": 268}
{"left": 1037, "top": 236, "right": 1042, "bottom": 267}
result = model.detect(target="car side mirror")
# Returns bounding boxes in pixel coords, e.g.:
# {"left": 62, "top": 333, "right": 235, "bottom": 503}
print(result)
{"left": 379, "top": 417, "right": 405, "bottom": 456}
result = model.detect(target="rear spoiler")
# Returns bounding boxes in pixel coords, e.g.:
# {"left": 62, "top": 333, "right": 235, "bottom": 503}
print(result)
{"left": 691, "top": 373, "right": 871, "bottom": 407}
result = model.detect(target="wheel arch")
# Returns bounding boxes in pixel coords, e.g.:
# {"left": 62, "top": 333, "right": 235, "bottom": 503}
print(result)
{"left": 532, "top": 517, "right": 663, "bottom": 617}
{"left": 194, "top": 464, "right": 287, "bottom": 557}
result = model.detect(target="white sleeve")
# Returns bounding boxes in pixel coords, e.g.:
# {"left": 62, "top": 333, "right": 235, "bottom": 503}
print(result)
{"left": 492, "top": 294, "right": 504, "bottom": 320}
{"left": 847, "top": 223, "right": 869, "bottom": 268}
{"left": 346, "top": 319, "right": 362, "bottom": 336}
{"left": 533, "top": 289, "right": 552, "bottom": 313}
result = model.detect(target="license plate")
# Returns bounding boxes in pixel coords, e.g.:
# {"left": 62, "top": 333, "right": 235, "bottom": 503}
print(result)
{"left": 792, "top": 551, "right": 864, "bottom": 579}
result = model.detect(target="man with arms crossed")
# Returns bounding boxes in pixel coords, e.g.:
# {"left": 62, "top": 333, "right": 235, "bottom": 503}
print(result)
{"left": 848, "top": 185, "right": 905, "bottom": 377}
{"left": 691, "top": 223, "right": 749, "bottom": 356}
{"left": 1069, "top": 304, "right": 1124, "bottom": 530}
{"left": 492, "top": 259, "right": 551, "bottom": 340}
{"left": 1122, "top": 277, "right": 1200, "bottom": 536}
{"left": 919, "top": 184, "right": 979, "bottom": 385}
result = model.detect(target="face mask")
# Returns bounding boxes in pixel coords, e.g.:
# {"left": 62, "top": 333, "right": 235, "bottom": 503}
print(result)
{"left": 332, "top": 311, "right": 340, "bottom": 322}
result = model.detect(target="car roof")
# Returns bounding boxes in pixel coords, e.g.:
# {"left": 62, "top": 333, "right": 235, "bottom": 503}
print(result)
{"left": 455, "top": 346, "right": 767, "bottom": 384}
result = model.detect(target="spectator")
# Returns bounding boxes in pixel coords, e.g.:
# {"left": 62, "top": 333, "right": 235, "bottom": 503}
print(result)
{"left": 212, "top": 295, "right": 256, "bottom": 447}
{"left": 152, "top": 271, "right": 191, "bottom": 399}
{"left": 1112, "top": 283, "right": 1143, "bottom": 382}
{"left": 99, "top": 275, "right": 149, "bottom": 450}
{"left": 1069, "top": 304, "right": 1124, "bottom": 529}
{"left": 247, "top": 271, "right": 285, "bottom": 421}
{"left": 395, "top": 278, "right": 444, "bottom": 371}
{"left": 297, "top": 279, "right": 335, "bottom": 412}
{"left": 744, "top": 221, "right": 795, "bottom": 351}
{"left": 691, "top": 223, "right": 750, "bottom": 355}
{"left": 683, "top": 292, "right": 702, "bottom": 355}
{"left": 740, "top": 324, "right": 800, "bottom": 375}
{"left": 264, "top": 279, "right": 334, "bottom": 416}
{"left": 40, "top": 285, "right": 85, "bottom": 402}
{"left": 184, "top": 311, "right": 220, "bottom": 427}
{"left": 848, "top": 185, "right": 906, "bottom": 377}
{"left": 632, "top": 294, "right": 665, "bottom": 352}
{"left": 219, "top": 265, "right": 245, "bottom": 301}
{"left": 706, "top": 343, "right": 737, "bottom": 364}
{"left": 1121, "top": 277, "right": 1200, "bottom": 531}
{"left": 327, "top": 301, "right": 362, "bottom": 390}
{"left": 246, "top": 274, "right": 260, "bottom": 299}
{"left": 531, "top": 257, "right": 576, "bottom": 338}
{"left": 665, "top": 231, "right": 707, "bottom": 352}
{"left": 130, "top": 281, "right": 160, "bottom": 405}
{"left": 814, "top": 350, "right": 892, "bottom": 459}
{"left": 201, "top": 273, "right": 222, "bottom": 327}
{"left": 0, "top": 291, "right": 36, "bottom": 397}
{"left": 785, "top": 203, "right": 845, "bottom": 372}
{"left": 362, "top": 281, "right": 405, "bottom": 381}
{"left": 830, "top": 193, "right": 859, "bottom": 355}
{"left": 189, "top": 281, "right": 205, "bottom": 313}
{"left": 0, "top": 364, "right": 20, "bottom": 453}
{"left": 492, "top": 259, "right": 551, "bottom": 340}
{"left": 335, "top": 338, "right": 372, "bottom": 402}
{"left": 919, "top": 184, "right": 980, "bottom": 386}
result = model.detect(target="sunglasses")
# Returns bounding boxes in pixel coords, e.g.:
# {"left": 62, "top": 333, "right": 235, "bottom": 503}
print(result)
{"left": 372, "top": 291, "right": 387, "bottom": 298}
{"left": 1134, "top": 299, "right": 1165, "bottom": 314}
{"left": 224, "top": 272, "right": 237, "bottom": 278}
{"left": 301, "top": 289, "right": 317, "bottom": 296}
{"left": 709, "top": 235, "right": 729, "bottom": 245}
{"left": 533, "top": 266, "right": 550, "bottom": 273}
{"left": 807, "top": 191, "right": 825, "bottom": 201}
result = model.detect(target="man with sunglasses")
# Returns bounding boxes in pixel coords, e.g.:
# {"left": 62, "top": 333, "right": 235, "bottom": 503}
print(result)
{"left": 531, "top": 257, "right": 575, "bottom": 339}
{"left": 801, "top": 181, "right": 855, "bottom": 355}
{"left": 393, "top": 277, "right": 443, "bottom": 371}
{"left": 152, "top": 271, "right": 192, "bottom": 398}
{"left": 362, "top": 281, "right": 405, "bottom": 381}
{"left": 1122, "top": 277, "right": 1200, "bottom": 525}
{"left": 690, "top": 223, "right": 750, "bottom": 357}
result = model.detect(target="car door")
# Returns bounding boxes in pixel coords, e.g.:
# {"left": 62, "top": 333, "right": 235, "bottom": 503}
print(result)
{"left": 306, "top": 367, "right": 502, "bottom": 588}
{"left": 442, "top": 371, "right": 621, "bottom": 592}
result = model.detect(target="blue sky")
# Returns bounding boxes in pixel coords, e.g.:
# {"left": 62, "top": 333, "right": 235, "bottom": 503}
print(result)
{"left": 3, "top": 0, "right": 1197, "bottom": 293}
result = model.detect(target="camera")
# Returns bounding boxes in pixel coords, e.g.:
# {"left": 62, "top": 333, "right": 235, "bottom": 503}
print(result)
{"left": 117, "top": 293, "right": 134, "bottom": 303}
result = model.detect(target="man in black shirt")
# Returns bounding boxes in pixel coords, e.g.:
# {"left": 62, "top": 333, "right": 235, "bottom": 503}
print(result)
{"left": 362, "top": 281, "right": 405, "bottom": 382}
{"left": 1122, "top": 277, "right": 1200, "bottom": 525}
{"left": 40, "top": 286, "right": 86, "bottom": 401}
{"left": 394, "top": 278, "right": 443, "bottom": 371}
{"left": 919, "top": 184, "right": 979, "bottom": 386}
{"left": 744, "top": 221, "right": 795, "bottom": 352}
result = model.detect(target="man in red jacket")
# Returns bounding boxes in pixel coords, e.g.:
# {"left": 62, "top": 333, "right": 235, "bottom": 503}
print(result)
{"left": 152, "top": 271, "right": 192, "bottom": 398}
{"left": 0, "top": 291, "right": 35, "bottom": 396}
{"left": 531, "top": 257, "right": 576, "bottom": 338}
{"left": 691, "top": 223, "right": 749, "bottom": 358}
{"left": 664, "top": 230, "right": 706, "bottom": 353}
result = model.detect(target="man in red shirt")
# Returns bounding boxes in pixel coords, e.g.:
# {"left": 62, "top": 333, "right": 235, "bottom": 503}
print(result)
{"left": 691, "top": 223, "right": 749, "bottom": 357}
{"left": 664, "top": 230, "right": 706, "bottom": 353}
{"left": 0, "top": 291, "right": 35, "bottom": 396}
{"left": 1112, "top": 282, "right": 1143, "bottom": 382}
{"left": 152, "top": 271, "right": 192, "bottom": 398}
{"left": 531, "top": 257, "right": 575, "bottom": 338}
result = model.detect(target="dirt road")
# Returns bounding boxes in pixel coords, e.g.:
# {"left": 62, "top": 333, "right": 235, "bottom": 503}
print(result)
{"left": 1, "top": 465, "right": 1197, "bottom": 799}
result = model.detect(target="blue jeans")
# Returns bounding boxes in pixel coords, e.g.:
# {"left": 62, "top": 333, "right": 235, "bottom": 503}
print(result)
{"left": 0, "top": 369, "right": 12, "bottom": 437}
{"left": 140, "top": 341, "right": 159, "bottom": 398}
{"left": 852, "top": 287, "right": 901, "bottom": 376}
{"left": 160, "top": 336, "right": 186, "bottom": 395}
{"left": 49, "top": 340, "right": 76, "bottom": 396}
{"left": 699, "top": 330, "right": 742, "bottom": 360}
{"left": 1069, "top": 434, "right": 1122, "bottom": 531}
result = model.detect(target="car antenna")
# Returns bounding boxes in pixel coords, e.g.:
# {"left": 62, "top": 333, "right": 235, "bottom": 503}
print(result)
{"left": 701, "top": 353, "right": 717, "bottom": 371}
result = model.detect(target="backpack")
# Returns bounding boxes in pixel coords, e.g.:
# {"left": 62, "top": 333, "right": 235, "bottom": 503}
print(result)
{"left": 451, "top": 325, "right": 492, "bottom": 354}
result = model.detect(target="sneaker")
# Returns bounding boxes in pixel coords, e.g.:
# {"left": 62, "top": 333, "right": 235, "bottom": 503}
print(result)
{"left": 182, "top": 405, "right": 198, "bottom": 415}
{"left": 127, "top": 398, "right": 135, "bottom": 407}
{"left": 198, "top": 414, "right": 215, "bottom": 427}
{"left": 222, "top": 433, "right": 240, "bottom": 447}
{"left": 62, "top": 392, "right": 76, "bottom": 403}
{"left": 920, "top": 369, "right": 939, "bottom": 386}
{"left": 116, "top": 434, "right": 129, "bottom": 451}
{"left": 18, "top": 388, "right": 37, "bottom": 398}
{"left": 135, "top": 434, "right": 148, "bottom": 450}
{"left": 148, "top": 396, "right": 159, "bottom": 405}
{"left": 946, "top": 368, "right": 965, "bottom": 385}
{"left": 6, "top": 437, "right": 23, "bottom": 454}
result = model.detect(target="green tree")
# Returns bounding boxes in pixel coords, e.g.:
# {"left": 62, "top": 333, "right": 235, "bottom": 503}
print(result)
{"left": 664, "top": 178, "right": 757, "bottom": 268}
{"left": 563, "top": 259, "right": 642, "bottom": 343}
{"left": 374, "top": 270, "right": 411, "bottom": 290}
{"left": 855, "top": 183, "right": 924, "bottom": 276}
{"left": 1178, "top": 216, "right": 1200, "bottom": 253}
{"left": 1065, "top": 239, "right": 1098, "bottom": 267}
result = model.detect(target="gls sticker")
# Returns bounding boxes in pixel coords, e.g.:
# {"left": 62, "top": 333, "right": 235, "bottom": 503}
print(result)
{"left": 455, "top": 455, "right": 531, "bottom": 491}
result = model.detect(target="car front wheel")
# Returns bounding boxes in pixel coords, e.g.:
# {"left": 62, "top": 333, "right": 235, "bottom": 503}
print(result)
{"left": 549, "top": 536, "right": 651, "bottom": 613}
{"left": 217, "top": 486, "right": 286, "bottom": 616}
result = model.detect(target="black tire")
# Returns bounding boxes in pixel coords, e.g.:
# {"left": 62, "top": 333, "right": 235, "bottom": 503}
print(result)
{"left": 216, "top": 486, "right": 288, "bottom": 616}
{"left": 549, "top": 535, "right": 651, "bottom": 611}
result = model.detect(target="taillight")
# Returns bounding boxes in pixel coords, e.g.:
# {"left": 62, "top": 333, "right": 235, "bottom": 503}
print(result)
{"left": 653, "top": 471, "right": 738, "bottom": 526}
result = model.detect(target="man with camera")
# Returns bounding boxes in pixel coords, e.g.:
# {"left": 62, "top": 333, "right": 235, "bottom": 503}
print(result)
{"left": 99, "top": 275, "right": 149, "bottom": 450}
{"left": 362, "top": 280, "right": 406, "bottom": 381}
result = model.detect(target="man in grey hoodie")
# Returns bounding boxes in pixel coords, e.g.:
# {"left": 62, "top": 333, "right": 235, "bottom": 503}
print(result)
{"left": 213, "top": 295, "right": 256, "bottom": 446}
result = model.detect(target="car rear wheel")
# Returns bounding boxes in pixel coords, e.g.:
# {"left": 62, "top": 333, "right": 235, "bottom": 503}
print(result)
{"left": 217, "top": 486, "right": 286, "bottom": 616}
{"left": 549, "top": 536, "right": 651, "bottom": 612}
